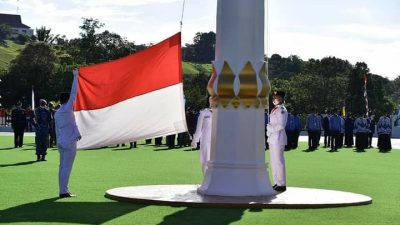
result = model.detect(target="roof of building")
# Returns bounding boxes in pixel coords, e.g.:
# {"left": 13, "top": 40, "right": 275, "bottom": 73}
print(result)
{"left": 0, "top": 13, "right": 31, "bottom": 29}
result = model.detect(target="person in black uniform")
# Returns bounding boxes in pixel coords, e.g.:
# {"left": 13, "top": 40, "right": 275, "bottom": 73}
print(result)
{"left": 344, "top": 113, "right": 354, "bottom": 147}
{"left": 166, "top": 134, "right": 176, "bottom": 149}
{"left": 154, "top": 137, "right": 163, "bottom": 146}
{"left": 367, "top": 115, "right": 376, "bottom": 148}
{"left": 11, "top": 102, "right": 27, "bottom": 148}
{"left": 34, "top": 99, "right": 51, "bottom": 161}
{"left": 322, "top": 110, "right": 331, "bottom": 148}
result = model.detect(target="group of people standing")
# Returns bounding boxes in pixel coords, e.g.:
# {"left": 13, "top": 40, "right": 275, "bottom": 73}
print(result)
{"left": 322, "top": 111, "right": 392, "bottom": 152}
{"left": 276, "top": 108, "right": 393, "bottom": 153}
{"left": 11, "top": 100, "right": 57, "bottom": 160}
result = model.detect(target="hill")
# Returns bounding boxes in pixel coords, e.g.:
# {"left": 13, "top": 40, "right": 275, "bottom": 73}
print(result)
{"left": 182, "top": 62, "right": 212, "bottom": 75}
{"left": 0, "top": 40, "right": 25, "bottom": 70}
{"left": 0, "top": 41, "right": 211, "bottom": 75}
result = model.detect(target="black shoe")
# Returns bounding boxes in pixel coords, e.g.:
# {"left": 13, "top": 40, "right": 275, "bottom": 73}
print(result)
{"left": 40, "top": 155, "right": 46, "bottom": 161}
{"left": 59, "top": 193, "right": 77, "bottom": 198}
{"left": 36, "top": 155, "right": 41, "bottom": 161}
{"left": 272, "top": 184, "right": 278, "bottom": 189}
{"left": 273, "top": 185, "right": 287, "bottom": 192}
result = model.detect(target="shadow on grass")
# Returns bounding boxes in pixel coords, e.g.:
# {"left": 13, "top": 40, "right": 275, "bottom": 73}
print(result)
{"left": 378, "top": 150, "right": 391, "bottom": 154}
{"left": 154, "top": 147, "right": 175, "bottom": 151}
{"left": 157, "top": 207, "right": 245, "bottom": 225}
{"left": 112, "top": 147, "right": 134, "bottom": 151}
{"left": 0, "top": 197, "right": 145, "bottom": 224}
{"left": 302, "top": 148, "right": 315, "bottom": 153}
{"left": 353, "top": 149, "right": 366, "bottom": 153}
{"left": 0, "top": 160, "right": 37, "bottom": 167}
{"left": 0, "top": 147, "right": 16, "bottom": 150}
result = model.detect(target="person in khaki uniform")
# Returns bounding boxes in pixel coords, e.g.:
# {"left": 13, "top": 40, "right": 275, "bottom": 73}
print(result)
{"left": 267, "top": 91, "right": 288, "bottom": 192}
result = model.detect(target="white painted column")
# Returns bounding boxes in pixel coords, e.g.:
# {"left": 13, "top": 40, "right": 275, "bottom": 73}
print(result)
{"left": 198, "top": 0, "right": 275, "bottom": 196}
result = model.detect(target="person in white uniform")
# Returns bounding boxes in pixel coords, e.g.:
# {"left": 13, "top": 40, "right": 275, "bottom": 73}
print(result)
{"left": 191, "top": 103, "right": 212, "bottom": 175}
{"left": 55, "top": 69, "right": 81, "bottom": 198}
{"left": 267, "top": 91, "right": 288, "bottom": 192}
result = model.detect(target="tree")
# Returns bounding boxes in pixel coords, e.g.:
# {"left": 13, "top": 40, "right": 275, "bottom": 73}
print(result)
{"left": 268, "top": 54, "right": 304, "bottom": 79}
{"left": 183, "top": 69, "right": 210, "bottom": 110}
{"left": 35, "top": 26, "right": 59, "bottom": 44}
{"left": 390, "top": 75, "right": 400, "bottom": 107}
{"left": 1, "top": 42, "right": 58, "bottom": 106}
{"left": 95, "top": 30, "right": 138, "bottom": 62}
{"left": 78, "top": 18, "right": 104, "bottom": 64}
{"left": 347, "top": 62, "right": 369, "bottom": 115}
{"left": 0, "top": 24, "right": 12, "bottom": 45}
{"left": 183, "top": 32, "right": 215, "bottom": 63}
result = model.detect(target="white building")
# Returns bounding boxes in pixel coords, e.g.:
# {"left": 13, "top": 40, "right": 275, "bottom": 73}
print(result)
{"left": 0, "top": 13, "right": 33, "bottom": 37}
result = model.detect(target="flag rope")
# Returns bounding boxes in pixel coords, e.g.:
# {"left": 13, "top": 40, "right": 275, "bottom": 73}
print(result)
{"left": 179, "top": 0, "right": 186, "bottom": 32}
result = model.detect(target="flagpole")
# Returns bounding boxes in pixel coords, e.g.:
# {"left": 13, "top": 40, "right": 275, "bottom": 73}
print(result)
{"left": 31, "top": 86, "right": 35, "bottom": 109}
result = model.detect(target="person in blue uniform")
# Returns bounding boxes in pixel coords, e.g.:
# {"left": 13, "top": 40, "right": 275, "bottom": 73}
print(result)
{"left": 285, "top": 109, "right": 295, "bottom": 150}
{"left": 377, "top": 113, "right": 392, "bottom": 152}
{"left": 292, "top": 111, "right": 302, "bottom": 149}
{"left": 344, "top": 113, "right": 354, "bottom": 147}
{"left": 306, "top": 108, "right": 321, "bottom": 150}
{"left": 11, "top": 101, "right": 27, "bottom": 148}
{"left": 34, "top": 99, "right": 51, "bottom": 161}
{"left": 267, "top": 91, "right": 288, "bottom": 192}
{"left": 329, "top": 109, "right": 342, "bottom": 152}
{"left": 354, "top": 113, "right": 369, "bottom": 151}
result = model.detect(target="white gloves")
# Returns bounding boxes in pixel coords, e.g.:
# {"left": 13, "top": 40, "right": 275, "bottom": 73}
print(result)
{"left": 191, "top": 141, "right": 198, "bottom": 149}
{"left": 73, "top": 68, "right": 79, "bottom": 77}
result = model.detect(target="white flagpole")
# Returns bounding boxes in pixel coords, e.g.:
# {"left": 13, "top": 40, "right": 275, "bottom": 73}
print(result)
{"left": 31, "top": 86, "right": 35, "bottom": 109}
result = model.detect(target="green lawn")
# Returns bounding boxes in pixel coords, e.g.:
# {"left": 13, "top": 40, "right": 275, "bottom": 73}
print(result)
{"left": 0, "top": 135, "right": 399, "bottom": 225}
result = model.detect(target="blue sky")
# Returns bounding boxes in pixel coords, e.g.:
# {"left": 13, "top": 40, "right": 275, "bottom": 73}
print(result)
{"left": 0, "top": 0, "right": 399, "bottom": 79}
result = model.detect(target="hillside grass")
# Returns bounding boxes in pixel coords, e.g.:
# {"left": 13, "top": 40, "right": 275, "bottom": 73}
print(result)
{"left": 0, "top": 135, "right": 399, "bottom": 225}
{"left": 182, "top": 62, "right": 212, "bottom": 75}
{"left": 0, "top": 40, "right": 25, "bottom": 69}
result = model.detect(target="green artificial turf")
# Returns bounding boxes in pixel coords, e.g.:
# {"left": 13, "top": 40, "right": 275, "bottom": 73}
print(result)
{"left": 0, "top": 135, "right": 399, "bottom": 225}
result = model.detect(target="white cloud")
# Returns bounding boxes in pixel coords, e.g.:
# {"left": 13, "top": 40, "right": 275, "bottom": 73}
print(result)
{"left": 343, "top": 7, "right": 373, "bottom": 22}
{"left": 73, "top": 0, "right": 180, "bottom": 7}
{"left": 1, "top": 0, "right": 398, "bottom": 79}
{"left": 269, "top": 30, "right": 400, "bottom": 79}
{"left": 328, "top": 23, "right": 400, "bottom": 43}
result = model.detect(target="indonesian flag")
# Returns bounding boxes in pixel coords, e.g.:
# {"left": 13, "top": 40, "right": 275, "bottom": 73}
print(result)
{"left": 364, "top": 74, "right": 369, "bottom": 115}
{"left": 74, "top": 33, "right": 187, "bottom": 149}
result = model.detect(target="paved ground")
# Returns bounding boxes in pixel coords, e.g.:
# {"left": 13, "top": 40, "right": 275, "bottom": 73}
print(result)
{"left": 1, "top": 131, "right": 399, "bottom": 149}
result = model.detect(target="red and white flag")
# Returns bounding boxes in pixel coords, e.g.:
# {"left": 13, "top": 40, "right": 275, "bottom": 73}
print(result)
{"left": 364, "top": 74, "right": 369, "bottom": 115}
{"left": 74, "top": 33, "right": 187, "bottom": 149}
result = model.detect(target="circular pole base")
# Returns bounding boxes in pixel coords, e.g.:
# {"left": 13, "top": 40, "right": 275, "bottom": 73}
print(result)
{"left": 105, "top": 185, "right": 372, "bottom": 209}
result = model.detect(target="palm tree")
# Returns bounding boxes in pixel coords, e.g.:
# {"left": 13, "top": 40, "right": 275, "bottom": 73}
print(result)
{"left": 35, "top": 26, "right": 59, "bottom": 44}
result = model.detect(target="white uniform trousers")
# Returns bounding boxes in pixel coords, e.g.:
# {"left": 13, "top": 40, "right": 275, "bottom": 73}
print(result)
{"left": 269, "top": 144, "right": 286, "bottom": 186}
{"left": 58, "top": 141, "right": 77, "bottom": 194}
